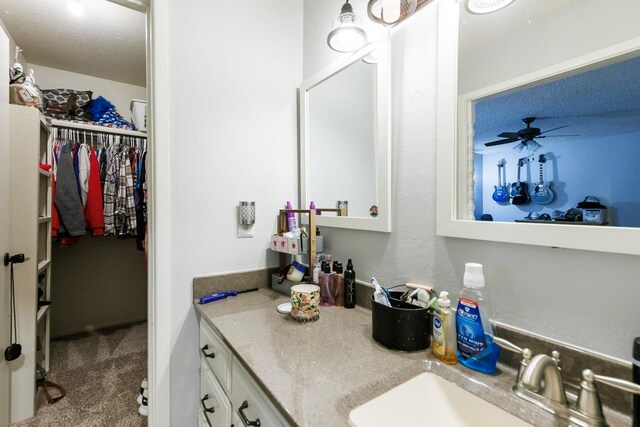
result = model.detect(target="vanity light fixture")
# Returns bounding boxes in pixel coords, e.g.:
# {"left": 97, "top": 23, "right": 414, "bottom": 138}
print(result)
{"left": 327, "top": 0, "right": 368, "bottom": 53}
{"left": 367, "top": 0, "right": 418, "bottom": 25}
{"left": 464, "top": 0, "right": 514, "bottom": 15}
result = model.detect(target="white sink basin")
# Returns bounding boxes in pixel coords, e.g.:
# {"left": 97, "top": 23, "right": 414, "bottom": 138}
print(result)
{"left": 349, "top": 372, "right": 533, "bottom": 427}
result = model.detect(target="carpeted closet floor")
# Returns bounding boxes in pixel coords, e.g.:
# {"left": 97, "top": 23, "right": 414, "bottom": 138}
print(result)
{"left": 13, "top": 322, "right": 148, "bottom": 427}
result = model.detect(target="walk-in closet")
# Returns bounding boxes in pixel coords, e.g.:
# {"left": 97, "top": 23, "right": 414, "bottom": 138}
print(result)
{"left": 0, "top": 0, "right": 149, "bottom": 425}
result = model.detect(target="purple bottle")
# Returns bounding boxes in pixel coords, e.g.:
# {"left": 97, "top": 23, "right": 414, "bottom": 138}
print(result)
{"left": 285, "top": 201, "right": 297, "bottom": 231}
{"left": 319, "top": 264, "right": 335, "bottom": 307}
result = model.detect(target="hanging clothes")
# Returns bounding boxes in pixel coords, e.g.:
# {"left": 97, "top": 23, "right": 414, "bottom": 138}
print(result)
{"left": 103, "top": 146, "right": 119, "bottom": 236}
{"left": 116, "top": 151, "right": 137, "bottom": 237}
{"left": 85, "top": 147, "right": 105, "bottom": 236}
{"left": 78, "top": 143, "right": 91, "bottom": 207}
{"left": 54, "top": 144, "right": 86, "bottom": 237}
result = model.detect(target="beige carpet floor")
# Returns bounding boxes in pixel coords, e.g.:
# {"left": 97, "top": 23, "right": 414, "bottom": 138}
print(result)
{"left": 13, "top": 322, "right": 148, "bottom": 427}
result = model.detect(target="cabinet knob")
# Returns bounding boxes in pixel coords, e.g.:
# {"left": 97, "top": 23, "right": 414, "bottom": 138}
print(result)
{"left": 238, "top": 400, "right": 261, "bottom": 426}
{"left": 201, "top": 344, "right": 215, "bottom": 359}
{"left": 200, "top": 394, "right": 215, "bottom": 413}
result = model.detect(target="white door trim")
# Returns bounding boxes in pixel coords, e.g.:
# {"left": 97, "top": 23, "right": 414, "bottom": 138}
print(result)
{"left": 147, "top": 0, "right": 172, "bottom": 425}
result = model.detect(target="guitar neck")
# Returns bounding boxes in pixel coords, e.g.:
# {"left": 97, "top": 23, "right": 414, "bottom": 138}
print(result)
{"left": 539, "top": 163, "right": 543, "bottom": 184}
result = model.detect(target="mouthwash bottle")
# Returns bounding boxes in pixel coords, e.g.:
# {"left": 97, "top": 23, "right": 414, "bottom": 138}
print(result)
{"left": 455, "top": 263, "right": 500, "bottom": 374}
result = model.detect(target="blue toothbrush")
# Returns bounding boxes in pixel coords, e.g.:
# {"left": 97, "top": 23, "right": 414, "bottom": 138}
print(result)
{"left": 198, "top": 288, "right": 259, "bottom": 304}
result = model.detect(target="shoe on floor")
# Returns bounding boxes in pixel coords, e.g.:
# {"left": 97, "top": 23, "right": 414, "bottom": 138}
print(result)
{"left": 137, "top": 378, "right": 148, "bottom": 405}
{"left": 139, "top": 389, "right": 148, "bottom": 417}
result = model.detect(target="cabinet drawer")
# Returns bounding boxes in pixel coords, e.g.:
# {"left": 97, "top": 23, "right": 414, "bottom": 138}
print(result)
{"left": 200, "top": 320, "right": 232, "bottom": 393}
{"left": 231, "top": 358, "right": 288, "bottom": 427}
{"left": 200, "top": 360, "right": 232, "bottom": 427}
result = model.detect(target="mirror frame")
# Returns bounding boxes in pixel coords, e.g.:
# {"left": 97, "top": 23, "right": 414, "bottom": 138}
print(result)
{"left": 300, "top": 39, "right": 392, "bottom": 233}
{"left": 436, "top": 0, "right": 640, "bottom": 256}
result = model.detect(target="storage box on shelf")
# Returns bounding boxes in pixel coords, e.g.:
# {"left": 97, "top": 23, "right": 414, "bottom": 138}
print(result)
{"left": 8, "top": 105, "right": 53, "bottom": 423}
{"left": 198, "top": 317, "right": 289, "bottom": 426}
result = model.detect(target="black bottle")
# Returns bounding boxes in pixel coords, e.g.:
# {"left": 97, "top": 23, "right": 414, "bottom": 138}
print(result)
{"left": 344, "top": 259, "right": 356, "bottom": 309}
{"left": 633, "top": 337, "right": 640, "bottom": 427}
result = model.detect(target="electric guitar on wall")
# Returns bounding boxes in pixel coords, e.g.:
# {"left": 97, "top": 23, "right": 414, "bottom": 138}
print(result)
{"left": 510, "top": 158, "right": 530, "bottom": 205}
{"left": 492, "top": 160, "right": 509, "bottom": 203}
{"left": 530, "top": 153, "right": 554, "bottom": 204}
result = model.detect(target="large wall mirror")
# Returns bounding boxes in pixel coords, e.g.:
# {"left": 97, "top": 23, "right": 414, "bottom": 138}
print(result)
{"left": 436, "top": 0, "right": 640, "bottom": 255}
{"left": 300, "top": 41, "right": 391, "bottom": 232}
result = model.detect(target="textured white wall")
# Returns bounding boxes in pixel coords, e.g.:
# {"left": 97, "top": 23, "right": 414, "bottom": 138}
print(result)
{"left": 28, "top": 64, "right": 146, "bottom": 120}
{"left": 167, "top": 1, "right": 303, "bottom": 425}
{"left": 304, "top": 0, "right": 640, "bottom": 361}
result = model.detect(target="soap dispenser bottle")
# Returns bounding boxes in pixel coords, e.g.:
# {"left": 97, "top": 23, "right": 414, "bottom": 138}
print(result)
{"left": 455, "top": 263, "right": 500, "bottom": 374}
{"left": 432, "top": 291, "right": 457, "bottom": 364}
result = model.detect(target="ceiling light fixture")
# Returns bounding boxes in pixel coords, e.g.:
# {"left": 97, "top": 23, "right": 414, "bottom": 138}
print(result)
{"left": 465, "top": 0, "right": 514, "bottom": 15}
{"left": 367, "top": 0, "right": 418, "bottom": 25}
{"left": 327, "top": 0, "right": 368, "bottom": 53}
{"left": 67, "top": 0, "right": 84, "bottom": 17}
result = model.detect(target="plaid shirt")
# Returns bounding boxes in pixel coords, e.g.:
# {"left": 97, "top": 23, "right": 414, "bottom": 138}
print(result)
{"left": 116, "top": 151, "right": 137, "bottom": 236}
{"left": 103, "top": 148, "right": 119, "bottom": 236}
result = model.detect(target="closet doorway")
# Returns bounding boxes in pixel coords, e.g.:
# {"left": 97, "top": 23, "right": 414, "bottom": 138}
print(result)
{"left": 0, "top": 0, "right": 153, "bottom": 425}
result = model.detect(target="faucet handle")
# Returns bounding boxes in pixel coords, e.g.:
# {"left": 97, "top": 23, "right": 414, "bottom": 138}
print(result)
{"left": 493, "top": 336, "right": 524, "bottom": 354}
{"left": 575, "top": 369, "right": 640, "bottom": 423}
{"left": 585, "top": 369, "right": 640, "bottom": 394}
{"left": 493, "top": 337, "right": 532, "bottom": 386}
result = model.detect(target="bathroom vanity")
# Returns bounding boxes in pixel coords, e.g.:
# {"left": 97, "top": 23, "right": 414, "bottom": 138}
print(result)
{"left": 195, "top": 289, "right": 632, "bottom": 426}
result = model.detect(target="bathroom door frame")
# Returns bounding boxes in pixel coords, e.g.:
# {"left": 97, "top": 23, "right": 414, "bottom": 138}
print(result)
{"left": 146, "top": 0, "right": 172, "bottom": 425}
{"left": 110, "top": 0, "right": 171, "bottom": 425}
{"left": 0, "top": 22, "right": 11, "bottom": 427}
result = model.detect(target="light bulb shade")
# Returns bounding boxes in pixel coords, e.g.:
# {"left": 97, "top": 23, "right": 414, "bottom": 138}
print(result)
{"left": 465, "top": 0, "right": 514, "bottom": 15}
{"left": 328, "top": 1, "right": 368, "bottom": 52}
{"left": 513, "top": 142, "right": 525, "bottom": 153}
{"left": 367, "top": 0, "right": 417, "bottom": 25}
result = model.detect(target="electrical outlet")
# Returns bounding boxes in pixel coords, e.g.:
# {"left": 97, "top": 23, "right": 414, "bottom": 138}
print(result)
{"left": 238, "top": 225, "right": 254, "bottom": 238}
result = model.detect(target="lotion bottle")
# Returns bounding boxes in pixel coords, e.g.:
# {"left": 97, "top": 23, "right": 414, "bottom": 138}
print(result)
{"left": 455, "top": 263, "right": 500, "bottom": 374}
{"left": 432, "top": 291, "right": 457, "bottom": 364}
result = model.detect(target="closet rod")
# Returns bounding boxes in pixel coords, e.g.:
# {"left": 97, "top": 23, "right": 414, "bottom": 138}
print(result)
{"left": 51, "top": 119, "right": 147, "bottom": 139}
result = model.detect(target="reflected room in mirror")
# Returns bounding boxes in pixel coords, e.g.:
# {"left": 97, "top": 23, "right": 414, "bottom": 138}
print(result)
{"left": 458, "top": 0, "right": 640, "bottom": 228}
{"left": 300, "top": 41, "right": 391, "bottom": 232}
{"left": 308, "top": 59, "right": 377, "bottom": 219}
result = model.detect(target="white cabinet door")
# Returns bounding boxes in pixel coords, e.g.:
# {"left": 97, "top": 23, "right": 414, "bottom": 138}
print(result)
{"left": 200, "top": 320, "right": 232, "bottom": 393}
{"left": 231, "top": 358, "right": 289, "bottom": 427}
{"left": 200, "top": 360, "right": 232, "bottom": 427}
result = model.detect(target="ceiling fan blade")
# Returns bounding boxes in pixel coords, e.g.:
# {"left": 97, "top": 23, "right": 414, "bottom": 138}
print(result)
{"left": 497, "top": 132, "right": 520, "bottom": 139}
{"left": 536, "top": 134, "right": 579, "bottom": 138}
{"left": 539, "top": 125, "right": 569, "bottom": 135}
{"left": 485, "top": 138, "right": 519, "bottom": 147}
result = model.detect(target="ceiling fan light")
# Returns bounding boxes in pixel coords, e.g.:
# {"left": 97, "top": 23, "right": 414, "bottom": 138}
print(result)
{"left": 328, "top": 0, "right": 368, "bottom": 52}
{"left": 465, "top": 0, "right": 514, "bottom": 15}
{"left": 367, "top": 0, "right": 418, "bottom": 26}
{"left": 528, "top": 140, "right": 542, "bottom": 152}
{"left": 513, "top": 142, "right": 525, "bottom": 153}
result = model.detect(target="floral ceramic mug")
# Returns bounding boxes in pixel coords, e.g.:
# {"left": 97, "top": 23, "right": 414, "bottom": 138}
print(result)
{"left": 290, "top": 284, "right": 320, "bottom": 321}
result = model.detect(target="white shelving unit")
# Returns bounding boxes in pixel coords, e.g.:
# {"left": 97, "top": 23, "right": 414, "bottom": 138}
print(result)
{"left": 8, "top": 105, "right": 52, "bottom": 423}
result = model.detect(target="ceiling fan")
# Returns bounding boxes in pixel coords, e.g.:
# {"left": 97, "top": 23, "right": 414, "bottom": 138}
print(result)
{"left": 484, "top": 117, "right": 574, "bottom": 149}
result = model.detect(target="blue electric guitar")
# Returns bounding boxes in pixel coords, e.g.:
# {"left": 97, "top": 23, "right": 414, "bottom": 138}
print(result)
{"left": 530, "top": 154, "right": 554, "bottom": 204}
{"left": 492, "top": 160, "right": 509, "bottom": 203}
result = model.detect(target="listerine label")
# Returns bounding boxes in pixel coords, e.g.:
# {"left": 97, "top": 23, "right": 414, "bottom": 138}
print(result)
{"left": 433, "top": 312, "right": 444, "bottom": 345}
{"left": 456, "top": 297, "right": 487, "bottom": 359}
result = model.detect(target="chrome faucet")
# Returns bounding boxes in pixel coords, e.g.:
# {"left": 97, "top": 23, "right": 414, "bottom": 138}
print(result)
{"left": 521, "top": 352, "right": 567, "bottom": 403}
{"left": 495, "top": 337, "right": 640, "bottom": 426}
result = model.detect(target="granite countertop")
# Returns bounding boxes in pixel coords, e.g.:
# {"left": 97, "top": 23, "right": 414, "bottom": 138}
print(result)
{"left": 195, "top": 289, "right": 630, "bottom": 427}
